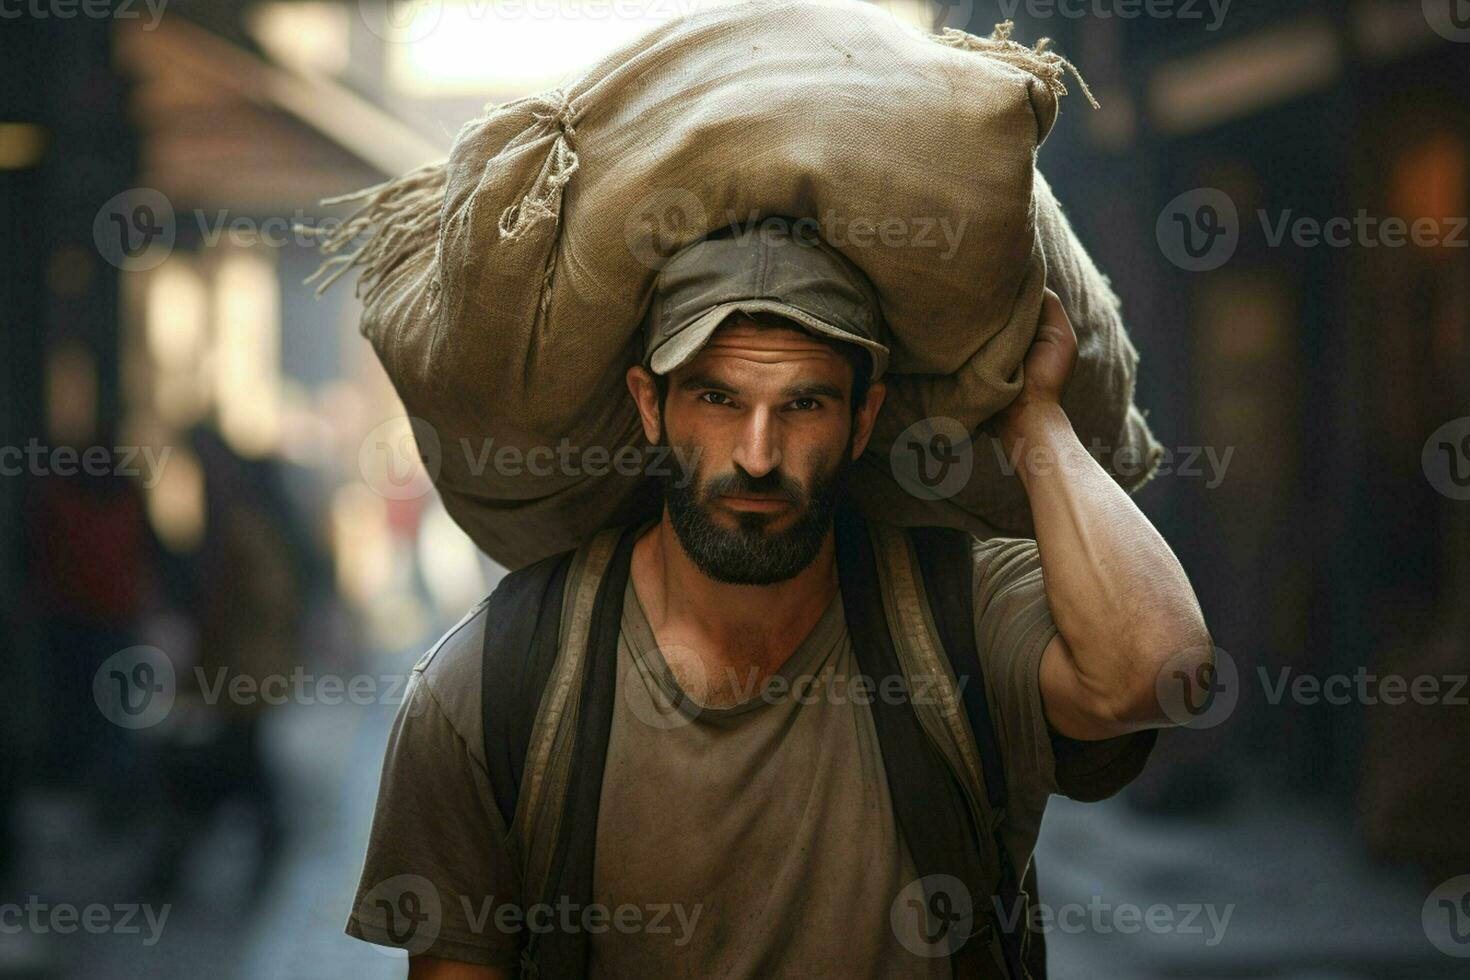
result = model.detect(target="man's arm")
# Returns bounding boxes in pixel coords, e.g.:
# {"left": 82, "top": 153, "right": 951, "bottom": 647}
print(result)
{"left": 408, "top": 956, "right": 510, "bottom": 979}
{"left": 997, "top": 289, "right": 1212, "bottom": 741}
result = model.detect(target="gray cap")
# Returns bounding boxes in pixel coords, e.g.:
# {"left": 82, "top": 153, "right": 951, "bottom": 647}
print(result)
{"left": 643, "top": 220, "right": 891, "bottom": 379}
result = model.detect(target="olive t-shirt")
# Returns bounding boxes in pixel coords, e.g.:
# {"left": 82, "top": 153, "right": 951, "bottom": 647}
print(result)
{"left": 345, "top": 536, "right": 1154, "bottom": 975}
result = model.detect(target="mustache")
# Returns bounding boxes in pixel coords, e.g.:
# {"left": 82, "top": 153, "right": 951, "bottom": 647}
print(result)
{"left": 702, "top": 467, "right": 804, "bottom": 502}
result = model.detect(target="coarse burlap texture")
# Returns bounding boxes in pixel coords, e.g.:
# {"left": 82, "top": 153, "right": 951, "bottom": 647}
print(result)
{"left": 309, "top": 0, "right": 1162, "bottom": 569}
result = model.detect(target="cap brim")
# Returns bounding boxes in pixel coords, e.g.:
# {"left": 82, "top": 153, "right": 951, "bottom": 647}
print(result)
{"left": 648, "top": 299, "right": 889, "bottom": 379}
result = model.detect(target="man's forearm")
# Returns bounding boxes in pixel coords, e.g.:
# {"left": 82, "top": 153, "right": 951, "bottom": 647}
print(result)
{"left": 1002, "top": 400, "right": 1211, "bottom": 727}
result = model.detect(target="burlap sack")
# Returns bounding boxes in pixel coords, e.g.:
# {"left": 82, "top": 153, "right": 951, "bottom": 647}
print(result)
{"left": 310, "top": 0, "right": 1161, "bottom": 569}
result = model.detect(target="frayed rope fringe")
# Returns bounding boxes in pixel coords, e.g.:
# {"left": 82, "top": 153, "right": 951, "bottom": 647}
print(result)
{"left": 299, "top": 162, "right": 447, "bottom": 303}
{"left": 300, "top": 89, "right": 581, "bottom": 304}
{"left": 934, "top": 20, "right": 1099, "bottom": 109}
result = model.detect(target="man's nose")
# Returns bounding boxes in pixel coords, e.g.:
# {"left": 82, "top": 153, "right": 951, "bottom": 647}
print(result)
{"left": 729, "top": 407, "right": 782, "bottom": 478}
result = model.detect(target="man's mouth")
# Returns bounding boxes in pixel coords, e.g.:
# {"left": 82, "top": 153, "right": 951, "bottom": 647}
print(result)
{"left": 717, "top": 493, "right": 792, "bottom": 514}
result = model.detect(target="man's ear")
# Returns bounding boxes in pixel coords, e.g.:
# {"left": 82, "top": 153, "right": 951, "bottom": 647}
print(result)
{"left": 849, "top": 379, "right": 887, "bottom": 460}
{"left": 626, "top": 365, "right": 663, "bottom": 444}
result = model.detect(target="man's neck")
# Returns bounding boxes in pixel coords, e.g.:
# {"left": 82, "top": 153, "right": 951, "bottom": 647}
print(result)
{"left": 630, "top": 512, "right": 839, "bottom": 695}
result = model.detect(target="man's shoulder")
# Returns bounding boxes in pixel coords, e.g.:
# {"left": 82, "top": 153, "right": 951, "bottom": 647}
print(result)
{"left": 408, "top": 598, "right": 492, "bottom": 740}
{"left": 411, "top": 539, "right": 595, "bottom": 711}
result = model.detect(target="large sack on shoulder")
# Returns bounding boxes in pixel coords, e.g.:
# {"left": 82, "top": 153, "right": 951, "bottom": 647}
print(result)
{"left": 310, "top": 0, "right": 1161, "bottom": 568}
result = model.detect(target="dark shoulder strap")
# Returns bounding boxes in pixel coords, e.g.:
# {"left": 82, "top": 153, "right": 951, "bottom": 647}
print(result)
{"left": 529, "top": 523, "right": 641, "bottom": 980}
{"left": 906, "top": 526, "right": 1007, "bottom": 813}
{"left": 907, "top": 525, "right": 1033, "bottom": 980}
{"left": 479, "top": 548, "right": 576, "bottom": 829}
{"left": 476, "top": 528, "right": 639, "bottom": 980}
{"left": 835, "top": 509, "right": 999, "bottom": 978}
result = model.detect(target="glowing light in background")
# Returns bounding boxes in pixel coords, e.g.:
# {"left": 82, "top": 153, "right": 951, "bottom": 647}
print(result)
{"left": 385, "top": 0, "right": 689, "bottom": 96}
{"left": 213, "top": 250, "right": 281, "bottom": 458}
{"left": 247, "top": 1, "right": 351, "bottom": 76}
{"left": 147, "top": 446, "right": 206, "bottom": 553}
{"left": 146, "top": 259, "right": 211, "bottom": 428}
{"left": 331, "top": 483, "right": 393, "bottom": 606}
{"left": 417, "top": 499, "right": 493, "bottom": 617}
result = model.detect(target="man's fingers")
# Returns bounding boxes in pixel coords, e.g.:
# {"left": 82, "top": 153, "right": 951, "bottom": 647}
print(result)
{"left": 1041, "top": 288, "right": 1076, "bottom": 337}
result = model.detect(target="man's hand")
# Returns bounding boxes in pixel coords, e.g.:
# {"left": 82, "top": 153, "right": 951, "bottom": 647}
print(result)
{"left": 999, "top": 289, "right": 1213, "bottom": 741}
{"left": 998, "top": 288, "right": 1077, "bottom": 450}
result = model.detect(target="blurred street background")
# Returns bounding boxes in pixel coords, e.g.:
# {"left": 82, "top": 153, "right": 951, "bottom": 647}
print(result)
{"left": 2, "top": 0, "right": 1468, "bottom": 977}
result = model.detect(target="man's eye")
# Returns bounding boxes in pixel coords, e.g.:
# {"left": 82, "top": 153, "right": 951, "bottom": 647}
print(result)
{"left": 788, "top": 398, "right": 821, "bottom": 411}
{"left": 699, "top": 391, "right": 733, "bottom": 406}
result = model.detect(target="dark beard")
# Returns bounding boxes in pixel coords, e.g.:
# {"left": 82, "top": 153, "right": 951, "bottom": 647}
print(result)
{"left": 659, "top": 433, "right": 853, "bottom": 586}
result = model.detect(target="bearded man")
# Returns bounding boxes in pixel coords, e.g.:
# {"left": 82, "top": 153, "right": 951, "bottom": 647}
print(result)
{"left": 345, "top": 221, "right": 1212, "bottom": 979}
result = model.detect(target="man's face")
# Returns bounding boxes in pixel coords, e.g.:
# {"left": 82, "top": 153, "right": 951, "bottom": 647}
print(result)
{"left": 650, "top": 321, "right": 873, "bottom": 585}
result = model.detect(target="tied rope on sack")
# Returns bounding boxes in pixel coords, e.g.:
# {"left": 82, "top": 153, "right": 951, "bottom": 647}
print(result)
{"left": 300, "top": 89, "right": 581, "bottom": 315}
{"left": 495, "top": 90, "right": 582, "bottom": 318}
{"left": 933, "top": 20, "right": 1099, "bottom": 108}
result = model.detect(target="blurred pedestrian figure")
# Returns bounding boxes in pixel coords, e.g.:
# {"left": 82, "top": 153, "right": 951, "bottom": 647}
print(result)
{"left": 144, "top": 427, "right": 310, "bottom": 906}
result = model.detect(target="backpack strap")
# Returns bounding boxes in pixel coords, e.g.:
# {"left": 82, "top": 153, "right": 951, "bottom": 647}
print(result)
{"left": 835, "top": 509, "right": 1008, "bottom": 979}
{"left": 529, "top": 522, "right": 640, "bottom": 978}
{"left": 907, "top": 525, "right": 1031, "bottom": 980}
{"left": 479, "top": 524, "right": 640, "bottom": 979}
{"left": 480, "top": 547, "right": 576, "bottom": 829}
